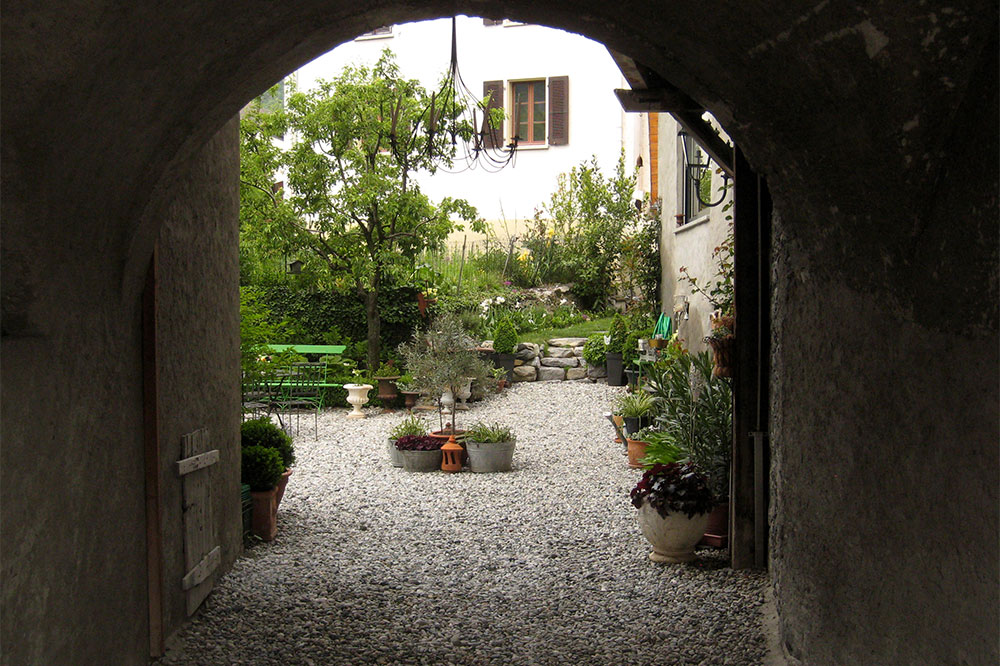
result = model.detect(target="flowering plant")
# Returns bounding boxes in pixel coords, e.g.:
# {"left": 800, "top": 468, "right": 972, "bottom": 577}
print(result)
{"left": 630, "top": 462, "right": 714, "bottom": 518}
{"left": 394, "top": 435, "right": 442, "bottom": 451}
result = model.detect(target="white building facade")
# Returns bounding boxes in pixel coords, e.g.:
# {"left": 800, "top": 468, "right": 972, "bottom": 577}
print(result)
{"left": 293, "top": 16, "right": 646, "bottom": 242}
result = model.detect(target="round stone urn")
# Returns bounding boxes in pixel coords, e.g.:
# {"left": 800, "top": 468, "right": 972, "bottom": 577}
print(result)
{"left": 343, "top": 383, "right": 373, "bottom": 419}
{"left": 636, "top": 503, "right": 711, "bottom": 563}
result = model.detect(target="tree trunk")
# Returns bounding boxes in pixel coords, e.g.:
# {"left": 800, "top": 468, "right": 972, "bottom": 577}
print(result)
{"left": 364, "top": 289, "right": 380, "bottom": 372}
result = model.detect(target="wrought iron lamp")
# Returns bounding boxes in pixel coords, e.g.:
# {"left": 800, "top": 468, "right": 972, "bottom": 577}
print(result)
{"left": 387, "top": 17, "right": 518, "bottom": 173}
{"left": 679, "top": 130, "right": 729, "bottom": 207}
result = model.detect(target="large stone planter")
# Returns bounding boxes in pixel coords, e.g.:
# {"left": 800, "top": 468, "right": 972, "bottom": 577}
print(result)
{"left": 636, "top": 503, "right": 710, "bottom": 563}
{"left": 387, "top": 438, "right": 403, "bottom": 467}
{"left": 466, "top": 439, "right": 516, "bottom": 473}
{"left": 399, "top": 449, "right": 443, "bottom": 472}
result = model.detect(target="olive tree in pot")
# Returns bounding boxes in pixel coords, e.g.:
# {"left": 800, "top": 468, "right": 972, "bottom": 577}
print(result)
{"left": 630, "top": 461, "right": 715, "bottom": 563}
{"left": 241, "top": 417, "right": 295, "bottom": 508}
{"left": 492, "top": 316, "right": 518, "bottom": 382}
{"left": 465, "top": 421, "right": 517, "bottom": 473}
{"left": 605, "top": 314, "right": 627, "bottom": 386}
{"left": 241, "top": 445, "right": 284, "bottom": 541}
{"left": 398, "top": 312, "right": 493, "bottom": 444}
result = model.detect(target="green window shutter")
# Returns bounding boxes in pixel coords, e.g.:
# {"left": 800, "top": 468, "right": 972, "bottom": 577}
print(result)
{"left": 548, "top": 76, "right": 569, "bottom": 145}
{"left": 482, "top": 80, "right": 504, "bottom": 149}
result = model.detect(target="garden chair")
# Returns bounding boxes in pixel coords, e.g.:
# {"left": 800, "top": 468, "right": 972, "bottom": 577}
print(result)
{"left": 278, "top": 362, "right": 325, "bottom": 438}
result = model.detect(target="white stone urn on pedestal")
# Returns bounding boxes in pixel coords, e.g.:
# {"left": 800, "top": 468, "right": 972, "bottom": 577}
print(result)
{"left": 440, "top": 389, "right": 455, "bottom": 415}
{"left": 344, "top": 383, "right": 373, "bottom": 419}
{"left": 456, "top": 378, "right": 473, "bottom": 410}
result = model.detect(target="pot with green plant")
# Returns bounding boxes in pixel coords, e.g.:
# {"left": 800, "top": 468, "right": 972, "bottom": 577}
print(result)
{"left": 615, "top": 390, "right": 656, "bottom": 437}
{"left": 705, "top": 314, "right": 735, "bottom": 378}
{"left": 396, "top": 372, "right": 421, "bottom": 408}
{"left": 582, "top": 333, "right": 608, "bottom": 380}
{"left": 492, "top": 316, "right": 518, "bottom": 381}
{"left": 646, "top": 349, "right": 732, "bottom": 546}
{"left": 241, "top": 445, "right": 285, "bottom": 541}
{"left": 241, "top": 417, "right": 295, "bottom": 508}
{"left": 605, "top": 314, "right": 627, "bottom": 386}
{"left": 398, "top": 312, "right": 493, "bottom": 450}
{"left": 373, "top": 359, "right": 402, "bottom": 402}
{"left": 387, "top": 415, "right": 428, "bottom": 467}
{"left": 630, "top": 461, "right": 714, "bottom": 563}
{"left": 395, "top": 434, "right": 445, "bottom": 472}
{"left": 465, "top": 421, "right": 517, "bottom": 473}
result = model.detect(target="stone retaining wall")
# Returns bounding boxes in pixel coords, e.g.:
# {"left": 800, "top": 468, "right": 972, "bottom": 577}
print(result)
{"left": 487, "top": 337, "right": 607, "bottom": 382}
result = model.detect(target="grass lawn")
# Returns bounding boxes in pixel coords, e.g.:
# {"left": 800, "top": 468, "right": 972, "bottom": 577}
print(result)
{"left": 519, "top": 315, "right": 614, "bottom": 345}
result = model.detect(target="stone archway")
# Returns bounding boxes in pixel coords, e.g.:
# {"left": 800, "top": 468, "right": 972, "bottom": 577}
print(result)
{"left": 2, "top": 3, "right": 996, "bottom": 665}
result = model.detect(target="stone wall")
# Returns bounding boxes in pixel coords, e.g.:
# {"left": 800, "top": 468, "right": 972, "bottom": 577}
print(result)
{"left": 487, "top": 338, "right": 607, "bottom": 383}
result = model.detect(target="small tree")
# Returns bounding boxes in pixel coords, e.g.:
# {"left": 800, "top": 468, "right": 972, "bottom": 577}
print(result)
{"left": 241, "top": 51, "right": 485, "bottom": 370}
{"left": 397, "top": 312, "right": 493, "bottom": 431}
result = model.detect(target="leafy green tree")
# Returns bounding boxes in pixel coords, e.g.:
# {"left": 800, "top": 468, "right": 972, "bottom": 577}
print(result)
{"left": 522, "top": 152, "right": 640, "bottom": 308}
{"left": 240, "top": 52, "right": 485, "bottom": 369}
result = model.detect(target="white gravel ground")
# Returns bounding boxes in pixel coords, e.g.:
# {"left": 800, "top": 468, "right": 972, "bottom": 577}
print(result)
{"left": 158, "top": 381, "right": 768, "bottom": 665}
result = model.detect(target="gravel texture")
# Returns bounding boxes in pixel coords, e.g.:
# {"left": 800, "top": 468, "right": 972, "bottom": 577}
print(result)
{"left": 158, "top": 381, "right": 768, "bottom": 665}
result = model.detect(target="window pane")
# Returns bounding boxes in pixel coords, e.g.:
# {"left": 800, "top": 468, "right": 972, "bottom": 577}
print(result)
{"left": 534, "top": 81, "right": 545, "bottom": 103}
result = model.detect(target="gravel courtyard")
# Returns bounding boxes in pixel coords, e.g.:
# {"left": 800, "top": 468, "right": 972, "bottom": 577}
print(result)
{"left": 159, "top": 381, "right": 769, "bottom": 665}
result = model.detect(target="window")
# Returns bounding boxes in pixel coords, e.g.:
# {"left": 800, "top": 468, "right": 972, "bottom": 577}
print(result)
{"left": 482, "top": 18, "right": 503, "bottom": 26}
{"left": 512, "top": 80, "right": 546, "bottom": 144}
{"left": 484, "top": 76, "right": 567, "bottom": 147}
{"left": 682, "top": 133, "right": 710, "bottom": 222}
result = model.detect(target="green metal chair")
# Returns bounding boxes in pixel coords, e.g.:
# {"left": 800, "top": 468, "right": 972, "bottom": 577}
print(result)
{"left": 279, "top": 362, "right": 325, "bottom": 438}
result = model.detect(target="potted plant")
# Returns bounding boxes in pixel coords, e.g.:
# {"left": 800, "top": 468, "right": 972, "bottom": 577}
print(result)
{"left": 373, "top": 359, "right": 402, "bottom": 402}
{"left": 492, "top": 315, "right": 518, "bottom": 381}
{"left": 614, "top": 390, "right": 656, "bottom": 437}
{"left": 582, "top": 333, "right": 607, "bottom": 380}
{"left": 398, "top": 312, "right": 493, "bottom": 442}
{"left": 241, "top": 445, "right": 284, "bottom": 541}
{"left": 396, "top": 372, "right": 421, "bottom": 409}
{"left": 491, "top": 367, "right": 508, "bottom": 392}
{"left": 646, "top": 350, "right": 732, "bottom": 546}
{"left": 241, "top": 417, "right": 295, "bottom": 508}
{"left": 705, "top": 314, "right": 735, "bottom": 378}
{"left": 680, "top": 223, "right": 734, "bottom": 377}
{"left": 630, "top": 461, "right": 715, "bottom": 563}
{"left": 605, "top": 314, "right": 627, "bottom": 386}
{"left": 465, "top": 421, "right": 517, "bottom": 473}
{"left": 394, "top": 434, "right": 444, "bottom": 472}
{"left": 387, "top": 415, "right": 428, "bottom": 467}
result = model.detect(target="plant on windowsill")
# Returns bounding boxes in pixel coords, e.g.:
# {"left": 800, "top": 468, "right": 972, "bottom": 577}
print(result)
{"left": 630, "top": 461, "right": 715, "bottom": 563}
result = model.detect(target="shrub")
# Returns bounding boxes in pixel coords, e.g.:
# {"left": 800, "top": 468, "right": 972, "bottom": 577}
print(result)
{"left": 614, "top": 391, "right": 656, "bottom": 418}
{"left": 582, "top": 333, "right": 607, "bottom": 366}
{"left": 466, "top": 421, "right": 516, "bottom": 443}
{"left": 241, "top": 417, "right": 295, "bottom": 469}
{"left": 389, "top": 416, "right": 428, "bottom": 440}
{"left": 606, "top": 314, "right": 627, "bottom": 354}
{"left": 493, "top": 316, "right": 518, "bottom": 355}
{"left": 394, "top": 435, "right": 442, "bottom": 451}
{"left": 241, "top": 445, "right": 284, "bottom": 491}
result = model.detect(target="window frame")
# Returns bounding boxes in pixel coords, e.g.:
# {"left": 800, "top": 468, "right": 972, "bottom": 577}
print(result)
{"left": 509, "top": 78, "right": 548, "bottom": 146}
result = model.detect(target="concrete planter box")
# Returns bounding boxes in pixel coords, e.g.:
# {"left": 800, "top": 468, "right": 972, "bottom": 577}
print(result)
{"left": 466, "top": 439, "right": 516, "bottom": 473}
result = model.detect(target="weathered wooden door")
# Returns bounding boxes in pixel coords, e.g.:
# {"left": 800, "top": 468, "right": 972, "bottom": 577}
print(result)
{"left": 176, "top": 429, "right": 221, "bottom": 615}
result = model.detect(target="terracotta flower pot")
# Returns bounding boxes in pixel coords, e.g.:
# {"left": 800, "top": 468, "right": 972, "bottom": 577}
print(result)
{"left": 626, "top": 439, "right": 649, "bottom": 469}
{"left": 251, "top": 487, "right": 278, "bottom": 542}
{"left": 699, "top": 502, "right": 729, "bottom": 548}
{"left": 636, "top": 503, "right": 710, "bottom": 563}
{"left": 706, "top": 335, "right": 735, "bottom": 378}
{"left": 275, "top": 468, "right": 293, "bottom": 508}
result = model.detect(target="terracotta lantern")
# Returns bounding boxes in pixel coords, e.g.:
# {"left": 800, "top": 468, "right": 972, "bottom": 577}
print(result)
{"left": 440, "top": 434, "right": 464, "bottom": 472}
